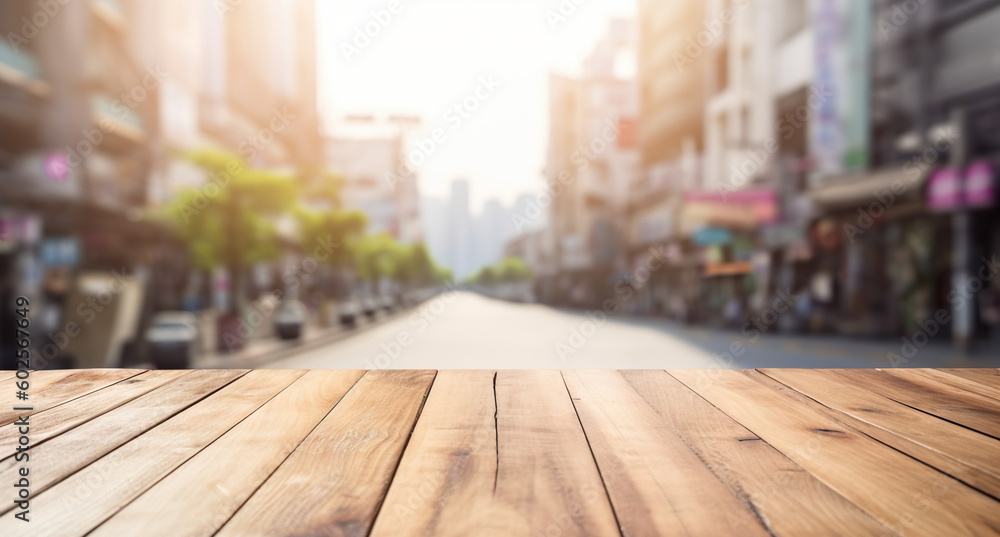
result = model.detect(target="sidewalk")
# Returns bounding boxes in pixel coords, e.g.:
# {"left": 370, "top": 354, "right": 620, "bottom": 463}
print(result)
{"left": 614, "top": 315, "right": 1000, "bottom": 369}
{"left": 193, "top": 307, "right": 413, "bottom": 369}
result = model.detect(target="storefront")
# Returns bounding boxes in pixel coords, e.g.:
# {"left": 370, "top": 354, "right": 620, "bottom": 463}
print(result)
{"left": 928, "top": 158, "right": 999, "bottom": 348}
{"left": 680, "top": 189, "right": 778, "bottom": 325}
{"left": 808, "top": 166, "right": 947, "bottom": 337}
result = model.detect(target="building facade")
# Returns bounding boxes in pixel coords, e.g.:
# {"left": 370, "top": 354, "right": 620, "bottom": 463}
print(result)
{"left": 546, "top": 19, "right": 639, "bottom": 308}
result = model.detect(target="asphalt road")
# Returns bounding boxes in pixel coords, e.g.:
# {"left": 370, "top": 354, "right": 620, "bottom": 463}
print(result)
{"left": 267, "top": 291, "right": 999, "bottom": 370}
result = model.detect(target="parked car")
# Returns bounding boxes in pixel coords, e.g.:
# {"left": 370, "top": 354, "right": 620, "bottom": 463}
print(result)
{"left": 362, "top": 296, "right": 379, "bottom": 319}
{"left": 380, "top": 294, "right": 396, "bottom": 312}
{"left": 146, "top": 311, "right": 198, "bottom": 369}
{"left": 338, "top": 297, "right": 361, "bottom": 326}
{"left": 274, "top": 300, "right": 306, "bottom": 340}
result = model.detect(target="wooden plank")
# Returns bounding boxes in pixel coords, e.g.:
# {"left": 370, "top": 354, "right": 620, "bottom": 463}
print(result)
{"left": 763, "top": 368, "right": 1000, "bottom": 499}
{"left": 895, "top": 369, "right": 1000, "bottom": 402}
{"left": 939, "top": 369, "right": 1000, "bottom": 392}
{"left": 479, "top": 370, "right": 623, "bottom": 537}
{"left": 669, "top": 369, "right": 1000, "bottom": 537}
{"left": 840, "top": 369, "right": 1000, "bottom": 439}
{"left": 0, "top": 370, "right": 191, "bottom": 457}
{"left": 564, "top": 370, "right": 767, "bottom": 536}
{"left": 1, "top": 369, "right": 303, "bottom": 536}
{"left": 490, "top": 370, "right": 621, "bottom": 537}
{"left": 216, "top": 369, "right": 436, "bottom": 537}
{"left": 0, "top": 369, "right": 248, "bottom": 520}
{"left": 369, "top": 370, "right": 501, "bottom": 537}
{"left": 621, "top": 369, "right": 895, "bottom": 536}
{"left": 90, "top": 369, "right": 365, "bottom": 537}
{"left": 0, "top": 369, "right": 143, "bottom": 426}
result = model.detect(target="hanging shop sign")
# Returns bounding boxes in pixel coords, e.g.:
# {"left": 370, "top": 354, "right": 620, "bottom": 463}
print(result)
{"left": 927, "top": 160, "right": 995, "bottom": 211}
{"left": 927, "top": 167, "right": 962, "bottom": 211}
{"left": 681, "top": 188, "right": 778, "bottom": 232}
{"left": 761, "top": 223, "right": 806, "bottom": 249}
{"left": 704, "top": 261, "right": 753, "bottom": 277}
{"left": 692, "top": 227, "right": 732, "bottom": 246}
{"left": 965, "top": 160, "right": 995, "bottom": 208}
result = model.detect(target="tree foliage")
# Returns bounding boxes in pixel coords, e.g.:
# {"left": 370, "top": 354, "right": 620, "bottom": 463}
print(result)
{"left": 166, "top": 149, "right": 298, "bottom": 268}
{"left": 165, "top": 147, "right": 449, "bottom": 310}
{"left": 296, "top": 206, "right": 368, "bottom": 269}
{"left": 468, "top": 257, "right": 532, "bottom": 285}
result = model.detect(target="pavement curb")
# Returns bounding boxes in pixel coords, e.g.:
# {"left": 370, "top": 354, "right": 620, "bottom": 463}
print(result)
{"left": 196, "top": 303, "right": 424, "bottom": 369}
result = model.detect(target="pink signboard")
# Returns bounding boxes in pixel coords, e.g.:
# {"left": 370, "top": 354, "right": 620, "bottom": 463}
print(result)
{"left": 964, "top": 160, "right": 995, "bottom": 208}
{"left": 684, "top": 188, "right": 777, "bottom": 204}
{"left": 927, "top": 167, "right": 962, "bottom": 211}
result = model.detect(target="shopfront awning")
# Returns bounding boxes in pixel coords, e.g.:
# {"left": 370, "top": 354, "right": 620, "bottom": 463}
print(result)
{"left": 679, "top": 188, "right": 778, "bottom": 234}
{"left": 809, "top": 166, "right": 929, "bottom": 210}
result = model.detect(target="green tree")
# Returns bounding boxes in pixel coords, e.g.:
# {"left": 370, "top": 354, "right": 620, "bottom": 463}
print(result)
{"left": 355, "top": 233, "right": 404, "bottom": 283}
{"left": 296, "top": 207, "right": 368, "bottom": 298}
{"left": 297, "top": 207, "right": 368, "bottom": 270}
{"left": 396, "top": 242, "right": 436, "bottom": 288}
{"left": 496, "top": 257, "right": 532, "bottom": 282}
{"left": 467, "top": 257, "right": 531, "bottom": 286}
{"left": 435, "top": 265, "right": 454, "bottom": 285}
{"left": 299, "top": 168, "right": 346, "bottom": 209}
{"left": 166, "top": 149, "right": 299, "bottom": 315}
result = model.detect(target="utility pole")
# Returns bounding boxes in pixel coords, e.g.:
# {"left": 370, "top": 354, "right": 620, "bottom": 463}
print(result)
{"left": 951, "top": 107, "right": 973, "bottom": 352}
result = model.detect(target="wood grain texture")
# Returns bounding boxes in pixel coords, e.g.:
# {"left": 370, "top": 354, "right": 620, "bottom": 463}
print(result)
{"left": 763, "top": 368, "right": 1000, "bottom": 499}
{"left": 670, "top": 369, "right": 1000, "bottom": 537}
{"left": 892, "top": 369, "right": 1000, "bottom": 402}
{"left": 0, "top": 369, "right": 143, "bottom": 426}
{"left": 90, "top": 369, "right": 365, "bottom": 537}
{"left": 939, "top": 369, "right": 1000, "bottom": 392}
{"left": 216, "top": 370, "right": 436, "bottom": 537}
{"left": 2, "top": 368, "right": 998, "bottom": 536}
{"left": 564, "top": 370, "right": 768, "bottom": 536}
{"left": 0, "top": 369, "right": 247, "bottom": 515}
{"left": 621, "top": 369, "right": 895, "bottom": 537}
{"left": 0, "top": 369, "right": 302, "bottom": 537}
{"left": 369, "top": 370, "right": 501, "bottom": 537}
{"left": 489, "top": 370, "right": 621, "bottom": 537}
{"left": 0, "top": 370, "right": 190, "bottom": 457}
{"left": 843, "top": 369, "right": 1000, "bottom": 438}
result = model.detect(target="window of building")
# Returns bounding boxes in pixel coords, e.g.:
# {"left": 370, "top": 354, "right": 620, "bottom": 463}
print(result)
{"left": 715, "top": 48, "right": 729, "bottom": 94}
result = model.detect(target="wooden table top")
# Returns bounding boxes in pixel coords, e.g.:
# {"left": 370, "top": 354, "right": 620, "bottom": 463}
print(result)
{"left": 1, "top": 368, "right": 999, "bottom": 536}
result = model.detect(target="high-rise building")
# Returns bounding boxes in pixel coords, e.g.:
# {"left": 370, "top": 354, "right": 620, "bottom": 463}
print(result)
{"left": 420, "top": 196, "right": 449, "bottom": 269}
{"left": 446, "top": 179, "right": 473, "bottom": 279}
{"left": 637, "top": 0, "right": 706, "bottom": 188}
{"left": 544, "top": 19, "right": 638, "bottom": 307}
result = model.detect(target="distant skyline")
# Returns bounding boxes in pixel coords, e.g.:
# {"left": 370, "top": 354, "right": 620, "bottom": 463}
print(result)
{"left": 316, "top": 0, "right": 636, "bottom": 213}
{"left": 420, "top": 178, "right": 541, "bottom": 279}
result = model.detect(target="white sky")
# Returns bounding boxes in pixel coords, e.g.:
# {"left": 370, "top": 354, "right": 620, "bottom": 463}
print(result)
{"left": 317, "top": 0, "right": 636, "bottom": 213}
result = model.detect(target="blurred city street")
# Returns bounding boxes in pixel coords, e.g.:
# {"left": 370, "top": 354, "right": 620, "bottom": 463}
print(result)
{"left": 2, "top": 1, "right": 1000, "bottom": 372}
{"left": 264, "top": 291, "right": 1000, "bottom": 370}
